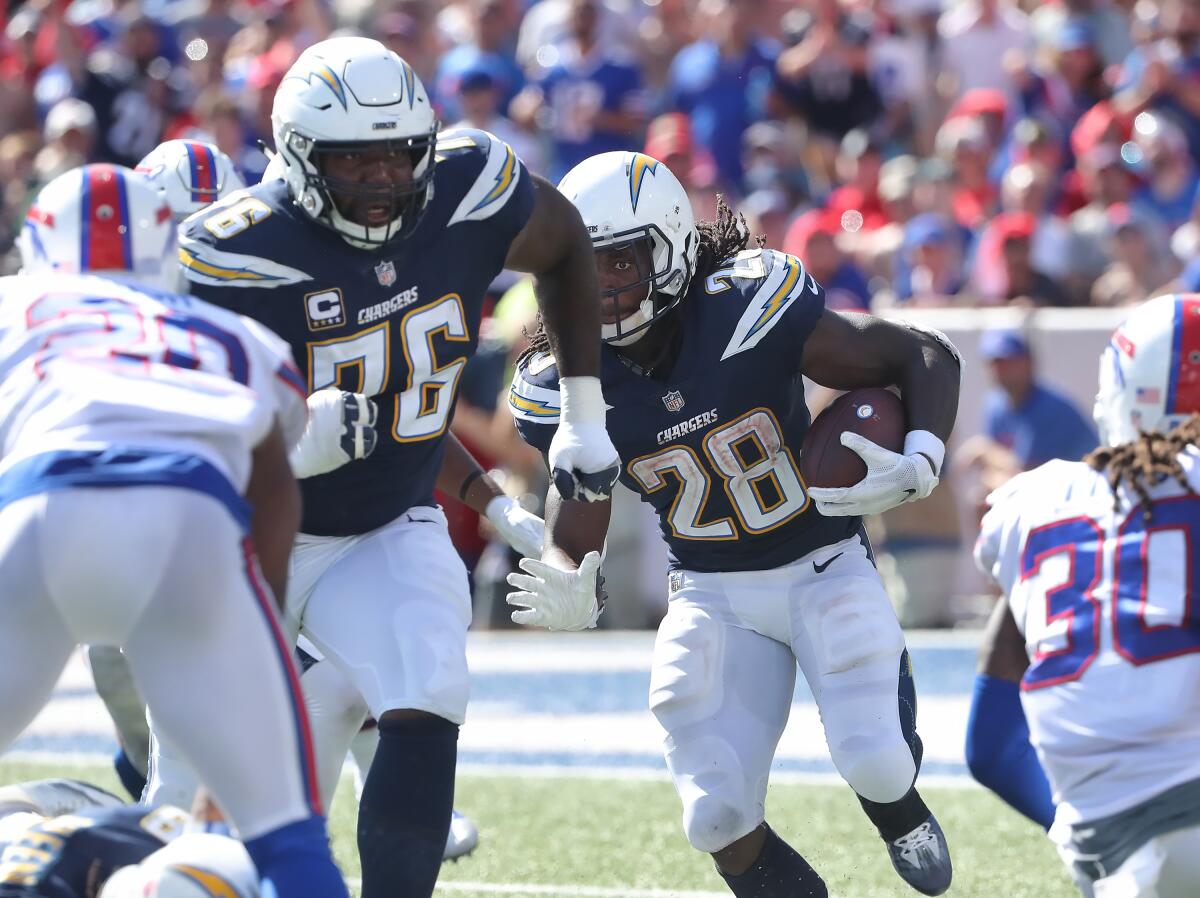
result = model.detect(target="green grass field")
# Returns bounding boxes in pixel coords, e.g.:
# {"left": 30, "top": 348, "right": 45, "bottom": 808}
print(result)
{"left": 0, "top": 759, "right": 1078, "bottom": 898}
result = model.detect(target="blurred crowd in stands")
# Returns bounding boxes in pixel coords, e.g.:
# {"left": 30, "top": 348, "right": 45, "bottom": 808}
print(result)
{"left": 1, "top": 0, "right": 1197, "bottom": 626}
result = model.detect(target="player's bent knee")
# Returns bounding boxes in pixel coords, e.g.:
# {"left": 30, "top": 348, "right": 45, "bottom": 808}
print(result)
{"left": 833, "top": 735, "right": 916, "bottom": 804}
{"left": 664, "top": 733, "right": 759, "bottom": 854}
{"left": 683, "top": 793, "right": 758, "bottom": 854}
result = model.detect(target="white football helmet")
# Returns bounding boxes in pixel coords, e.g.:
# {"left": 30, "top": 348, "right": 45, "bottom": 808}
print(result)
{"left": 17, "top": 163, "right": 178, "bottom": 292}
{"left": 271, "top": 36, "right": 436, "bottom": 248}
{"left": 1094, "top": 293, "right": 1200, "bottom": 446}
{"left": 136, "top": 140, "right": 246, "bottom": 222}
{"left": 558, "top": 152, "right": 697, "bottom": 345}
{"left": 99, "top": 833, "right": 259, "bottom": 898}
{"left": 261, "top": 151, "right": 285, "bottom": 183}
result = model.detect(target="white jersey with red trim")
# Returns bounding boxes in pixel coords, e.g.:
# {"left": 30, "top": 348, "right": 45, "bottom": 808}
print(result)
{"left": 0, "top": 273, "right": 306, "bottom": 490}
{"left": 976, "top": 455, "right": 1200, "bottom": 824}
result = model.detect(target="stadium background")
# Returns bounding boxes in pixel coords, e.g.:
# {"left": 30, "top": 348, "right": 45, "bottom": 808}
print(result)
{"left": 1, "top": 0, "right": 1197, "bottom": 893}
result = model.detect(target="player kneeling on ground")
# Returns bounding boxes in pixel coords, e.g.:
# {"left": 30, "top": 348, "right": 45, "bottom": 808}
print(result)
{"left": 1, "top": 164, "right": 348, "bottom": 898}
{"left": 507, "top": 152, "right": 961, "bottom": 897}
{"left": 976, "top": 294, "right": 1200, "bottom": 898}
{"left": 0, "top": 778, "right": 257, "bottom": 897}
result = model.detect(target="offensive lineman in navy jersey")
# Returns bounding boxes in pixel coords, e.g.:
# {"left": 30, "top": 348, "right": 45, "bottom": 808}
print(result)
{"left": 508, "top": 153, "right": 961, "bottom": 897}
{"left": 174, "top": 36, "right": 619, "bottom": 898}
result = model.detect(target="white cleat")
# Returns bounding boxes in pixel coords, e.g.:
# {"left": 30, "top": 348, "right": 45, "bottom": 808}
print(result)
{"left": 443, "top": 810, "right": 479, "bottom": 862}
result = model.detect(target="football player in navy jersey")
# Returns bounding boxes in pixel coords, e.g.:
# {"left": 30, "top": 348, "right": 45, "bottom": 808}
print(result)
{"left": 172, "top": 35, "right": 618, "bottom": 898}
{"left": 508, "top": 152, "right": 962, "bottom": 897}
{"left": 0, "top": 779, "right": 259, "bottom": 897}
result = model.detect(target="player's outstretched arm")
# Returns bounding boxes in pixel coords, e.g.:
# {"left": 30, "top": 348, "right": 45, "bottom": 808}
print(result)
{"left": 245, "top": 422, "right": 302, "bottom": 609}
{"left": 437, "top": 432, "right": 545, "bottom": 559}
{"left": 965, "top": 600, "right": 1056, "bottom": 829}
{"left": 801, "top": 311, "right": 961, "bottom": 516}
{"left": 505, "top": 175, "right": 619, "bottom": 505}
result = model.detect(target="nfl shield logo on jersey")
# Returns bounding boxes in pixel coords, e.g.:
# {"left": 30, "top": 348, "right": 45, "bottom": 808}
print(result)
{"left": 374, "top": 260, "right": 397, "bottom": 287}
{"left": 662, "top": 389, "right": 685, "bottom": 412}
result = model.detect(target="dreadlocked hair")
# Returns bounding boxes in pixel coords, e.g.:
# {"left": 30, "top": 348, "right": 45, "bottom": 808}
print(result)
{"left": 518, "top": 196, "right": 764, "bottom": 366}
{"left": 1085, "top": 414, "right": 1200, "bottom": 521}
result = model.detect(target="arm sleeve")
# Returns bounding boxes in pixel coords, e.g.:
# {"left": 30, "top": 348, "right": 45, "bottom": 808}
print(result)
{"left": 964, "top": 674, "right": 1056, "bottom": 830}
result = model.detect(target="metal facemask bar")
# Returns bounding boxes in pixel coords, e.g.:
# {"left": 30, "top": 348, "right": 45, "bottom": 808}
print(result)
{"left": 594, "top": 223, "right": 684, "bottom": 344}
{"left": 307, "top": 128, "right": 438, "bottom": 247}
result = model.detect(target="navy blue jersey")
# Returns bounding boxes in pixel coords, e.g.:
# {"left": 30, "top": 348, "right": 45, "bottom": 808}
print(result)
{"left": 180, "top": 129, "right": 536, "bottom": 536}
{"left": 510, "top": 248, "right": 859, "bottom": 573}
{"left": 0, "top": 805, "right": 185, "bottom": 898}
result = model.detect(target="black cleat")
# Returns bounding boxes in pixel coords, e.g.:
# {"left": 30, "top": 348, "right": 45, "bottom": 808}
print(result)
{"left": 884, "top": 814, "right": 952, "bottom": 895}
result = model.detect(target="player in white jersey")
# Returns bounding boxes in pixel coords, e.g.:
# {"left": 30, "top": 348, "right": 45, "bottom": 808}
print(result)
{"left": 976, "top": 294, "right": 1200, "bottom": 898}
{"left": 86, "top": 138, "right": 251, "bottom": 802}
{"left": 0, "top": 163, "right": 350, "bottom": 898}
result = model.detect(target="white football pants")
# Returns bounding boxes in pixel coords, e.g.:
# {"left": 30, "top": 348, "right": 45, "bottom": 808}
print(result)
{"left": 1062, "top": 826, "right": 1200, "bottom": 898}
{"left": 649, "top": 533, "right": 917, "bottom": 853}
{"left": 0, "top": 488, "right": 319, "bottom": 839}
{"left": 148, "top": 505, "right": 470, "bottom": 811}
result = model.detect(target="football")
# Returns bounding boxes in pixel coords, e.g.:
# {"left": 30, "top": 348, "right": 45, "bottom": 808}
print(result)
{"left": 800, "top": 388, "right": 906, "bottom": 489}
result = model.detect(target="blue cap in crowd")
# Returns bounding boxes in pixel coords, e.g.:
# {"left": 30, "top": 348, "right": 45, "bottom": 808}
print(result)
{"left": 980, "top": 328, "right": 1032, "bottom": 360}
{"left": 1055, "top": 18, "right": 1095, "bottom": 52}
{"left": 905, "top": 213, "right": 955, "bottom": 250}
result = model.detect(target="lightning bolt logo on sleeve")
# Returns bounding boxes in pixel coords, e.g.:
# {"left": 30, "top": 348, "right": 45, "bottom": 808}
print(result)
{"left": 744, "top": 254, "right": 802, "bottom": 342}
{"left": 720, "top": 253, "right": 810, "bottom": 361}
{"left": 471, "top": 143, "right": 517, "bottom": 213}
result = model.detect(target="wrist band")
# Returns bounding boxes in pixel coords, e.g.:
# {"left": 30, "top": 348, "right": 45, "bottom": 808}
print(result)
{"left": 459, "top": 469, "right": 485, "bottom": 501}
{"left": 904, "top": 430, "right": 946, "bottom": 477}
{"left": 558, "top": 376, "right": 607, "bottom": 424}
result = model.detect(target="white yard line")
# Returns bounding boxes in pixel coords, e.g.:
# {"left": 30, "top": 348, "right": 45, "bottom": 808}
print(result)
{"left": 355, "top": 879, "right": 727, "bottom": 898}
{"left": 435, "top": 884, "right": 727, "bottom": 898}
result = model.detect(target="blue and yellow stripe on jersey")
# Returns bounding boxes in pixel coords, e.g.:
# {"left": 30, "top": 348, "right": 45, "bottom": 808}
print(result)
{"left": 628, "top": 154, "right": 658, "bottom": 213}
{"left": 743, "top": 254, "right": 802, "bottom": 343}
{"left": 288, "top": 63, "right": 348, "bottom": 111}
{"left": 179, "top": 247, "right": 283, "bottom": 283}
{"left": 471, "top": 144, "right": 517, "bottom": 214}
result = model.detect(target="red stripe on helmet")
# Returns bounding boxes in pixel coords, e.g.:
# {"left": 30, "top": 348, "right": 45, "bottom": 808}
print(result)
{"left": 82, "top": 165, "right": 130, "bottom": 272}
{"left": 1171, "top": 295, "right": 1200, "bottom": 416}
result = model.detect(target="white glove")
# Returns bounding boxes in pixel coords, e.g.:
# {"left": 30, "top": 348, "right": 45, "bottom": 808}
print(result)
{"left": 485, "top": 495, "right": 545, "bottom": 559}
{"left": 807, "top": 430, "right": 943, "bottom": 517}
{"left": 547, "top": 376, "right": 620, "bottom": 503}
{"left": 288, "top": 389, "right": 378, "bottom": 479}
{"left": 506, "top": 550, "right": 604, "bottom": 630}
